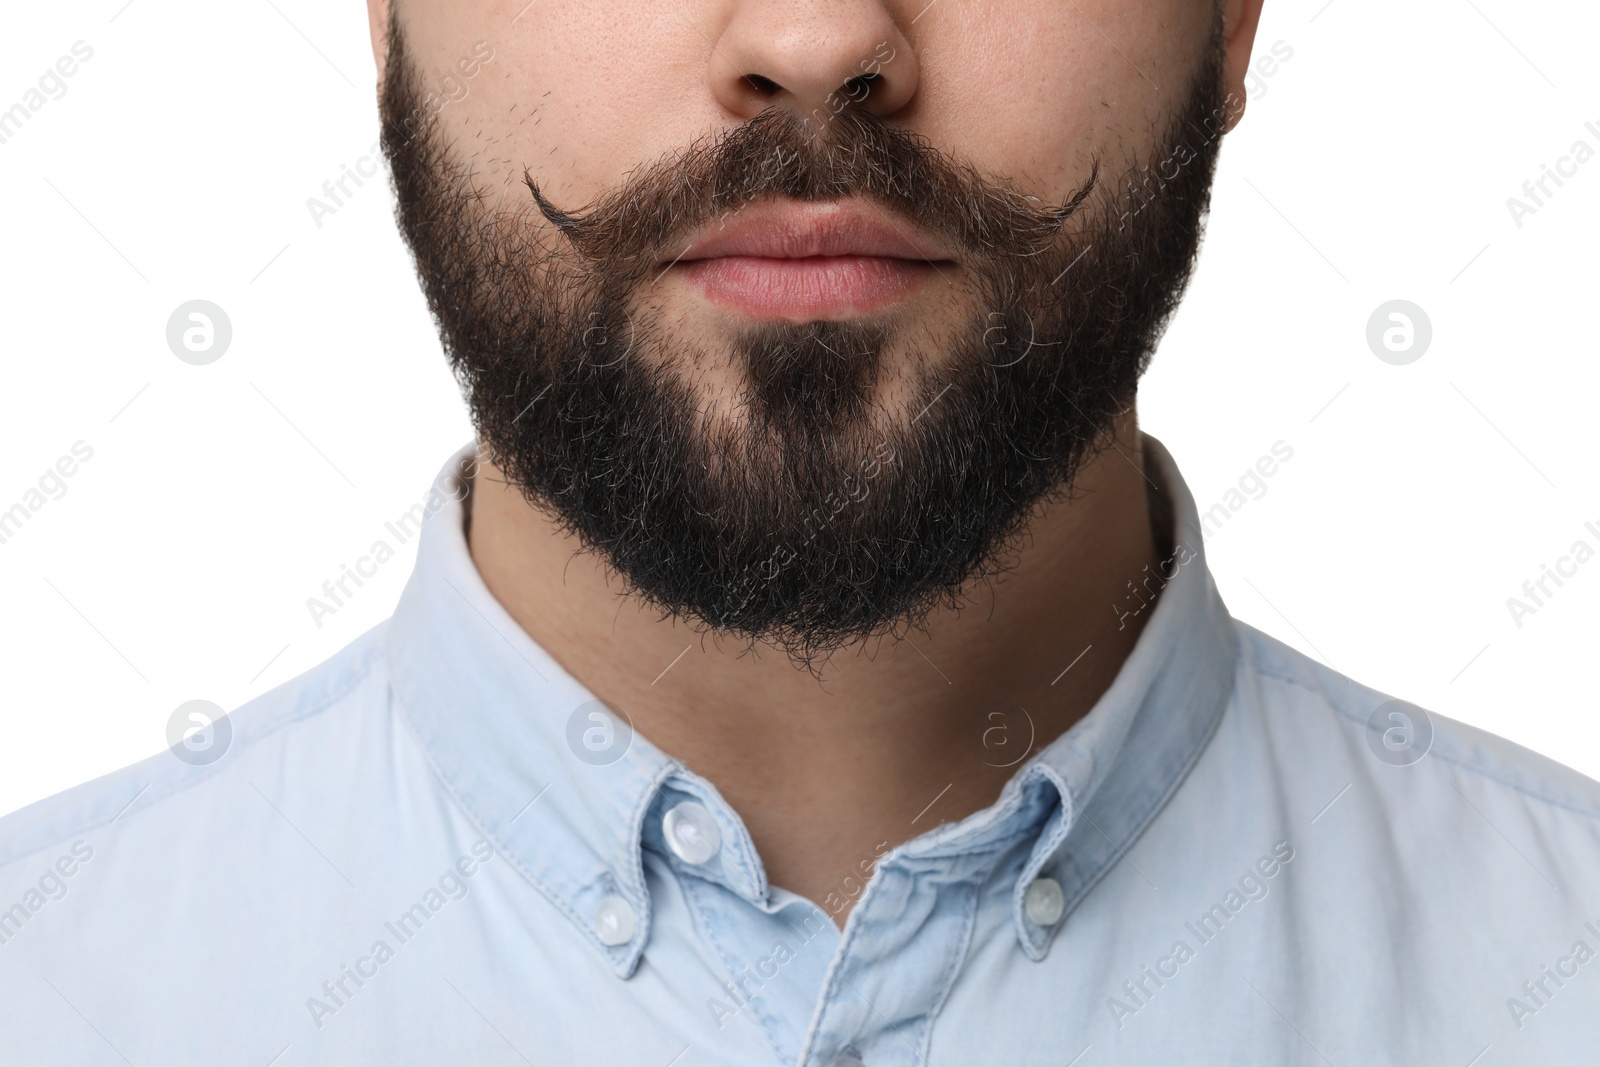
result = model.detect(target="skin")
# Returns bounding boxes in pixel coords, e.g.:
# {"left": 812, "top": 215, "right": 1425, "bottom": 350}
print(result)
{"left": 365, "top": 0, "right": 1267, "bottom": 925}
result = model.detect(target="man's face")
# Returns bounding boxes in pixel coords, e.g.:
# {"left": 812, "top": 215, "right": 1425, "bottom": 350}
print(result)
{"left": 374, "top": 0, "right": 1240, "bottom": 664}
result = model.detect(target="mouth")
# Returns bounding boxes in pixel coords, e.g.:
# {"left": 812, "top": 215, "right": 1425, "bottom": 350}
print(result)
{"left": 663, "top": 198, "right": 955, "bottom": 321}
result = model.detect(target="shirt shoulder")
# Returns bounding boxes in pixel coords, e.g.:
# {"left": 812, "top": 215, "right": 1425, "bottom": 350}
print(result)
{"left": 1231, "top": 617, "right": 1600, "bottom": 822}
{"left": 0, "top": 621, "right": 392, "bottom": 875}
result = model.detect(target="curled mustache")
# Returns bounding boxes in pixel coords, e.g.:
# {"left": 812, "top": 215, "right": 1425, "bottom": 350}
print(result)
{"left": 522, "top": 105, "right": 1099, "bottom": 290}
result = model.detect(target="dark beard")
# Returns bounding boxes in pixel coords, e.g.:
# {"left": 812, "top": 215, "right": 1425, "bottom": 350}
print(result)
{"left": 379, "top": 16, "right": 1227, "bottom": 667}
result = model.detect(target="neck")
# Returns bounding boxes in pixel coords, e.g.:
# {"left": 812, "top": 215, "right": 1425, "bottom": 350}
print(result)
{"left": 467, "top": 411, "right": 1163, "bottom": 926}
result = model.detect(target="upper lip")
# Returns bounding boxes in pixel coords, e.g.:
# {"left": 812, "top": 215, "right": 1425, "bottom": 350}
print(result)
{"left": 672, "top": 198, "right": 954, "bottom": 263}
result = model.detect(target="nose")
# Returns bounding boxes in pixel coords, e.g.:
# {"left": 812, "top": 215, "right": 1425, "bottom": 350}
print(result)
{"left": 709, "top": 1, "right": 918, "bottom": 124}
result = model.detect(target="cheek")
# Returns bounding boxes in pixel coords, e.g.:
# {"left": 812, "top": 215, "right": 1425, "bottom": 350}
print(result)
{"left": 906, "top": 0, "right": 1201, "bottom": 203}
{"left": 441, "top": 4, "right": 712, "bottom": 206}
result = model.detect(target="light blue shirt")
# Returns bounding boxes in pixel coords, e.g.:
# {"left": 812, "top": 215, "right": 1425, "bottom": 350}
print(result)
{"left": 3, "top": 439, "right": 1598, "bottom": 1066}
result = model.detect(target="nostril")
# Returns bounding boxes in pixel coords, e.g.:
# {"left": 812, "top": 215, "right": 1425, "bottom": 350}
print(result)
{"left": 840, "top": 73, "right": 880, "bottom": 103}
{"left": 742, "top": 73, "right": 783, "bottom": 96}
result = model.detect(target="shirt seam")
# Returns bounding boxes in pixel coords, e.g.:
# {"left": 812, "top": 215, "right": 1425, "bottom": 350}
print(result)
{"left": 386, "top": 671, "right": 631, "bottom": 970}
{"left": 0, "top": 636, "right": 384, "bottom": 870}
{"left": 679, "top": 874, "right": 794, "bottom": 1066}
{"left": 1053, "top": 652, "right": 1235, "bottom": 935}
{"left": 619, "top": 760, "right": 680, "bottom": 975}
{"left": 1246, "top": 647, "right": 1600, "bottom": 823}
{"left": 914, "top": 865, "right": 984, "bottom": 1064}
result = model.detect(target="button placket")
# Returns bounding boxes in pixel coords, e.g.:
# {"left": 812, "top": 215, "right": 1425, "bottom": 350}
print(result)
{"left": 797, "top": 854, "right": 991, "bottom": 1067}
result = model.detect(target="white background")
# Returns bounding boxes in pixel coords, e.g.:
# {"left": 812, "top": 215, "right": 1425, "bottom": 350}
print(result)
{"left": 0, "top": 0, "right": 1595, "bottom": 818}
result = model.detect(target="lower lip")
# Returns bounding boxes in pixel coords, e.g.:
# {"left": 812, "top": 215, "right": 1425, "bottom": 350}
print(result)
{"left": 676, "top": 255, "right": 942, "bottom": 320}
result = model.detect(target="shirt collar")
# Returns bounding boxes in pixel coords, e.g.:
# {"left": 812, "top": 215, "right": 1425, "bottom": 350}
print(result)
{"left": 387, "top": 435, "right": 1236, "bottom": 973}
{"left": 895, "top": 435, "right": 1239, "bottom": 957}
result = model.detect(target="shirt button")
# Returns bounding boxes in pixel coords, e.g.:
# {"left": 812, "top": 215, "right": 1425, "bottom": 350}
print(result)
{"left": 594, "top": 895, "right": 636, "bottom": 946}
{"left": 1023, "top": 876, "right": 1065, "bottom": 927}
{"left": 662, "top": 801, "right": 722, "bottom": 865}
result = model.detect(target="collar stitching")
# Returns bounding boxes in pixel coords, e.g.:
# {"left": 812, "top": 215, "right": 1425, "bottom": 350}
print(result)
{"left": 390, "top": 679, "right": 641, "bottom": 975}
{"left": 1037, "top": 648, "right": 1238, "bottom": 956}
{"left": 655, "top": 775, "right": 769, "bottom": 902}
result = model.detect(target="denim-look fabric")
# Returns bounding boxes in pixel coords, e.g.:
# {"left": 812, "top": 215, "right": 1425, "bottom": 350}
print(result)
{"left": 2, "top": 438, "right": 1597, "bottom": 1066}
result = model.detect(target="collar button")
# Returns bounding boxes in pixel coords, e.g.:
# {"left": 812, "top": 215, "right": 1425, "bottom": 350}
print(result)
{"left": 1023, "top": 876, "right": 1066, "bottom": 927}
{"left": 594, "top": 895, "right": 636, "bottom": 946}
{"left": 663, "top": 801, "right": 722, "bottom": 865}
